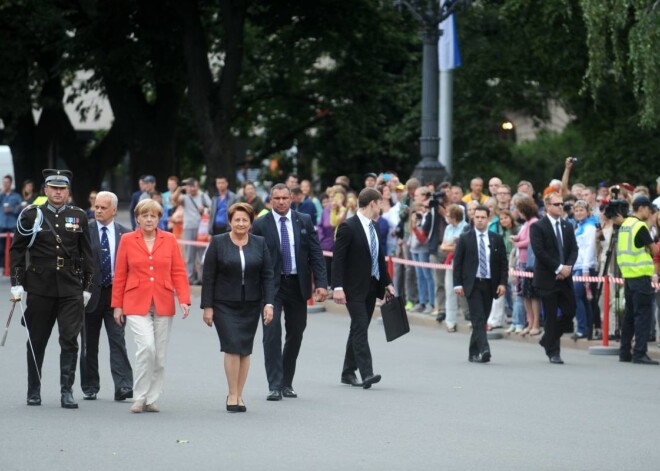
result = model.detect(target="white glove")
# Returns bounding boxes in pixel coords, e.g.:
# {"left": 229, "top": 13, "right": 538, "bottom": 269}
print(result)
{"left": 83, "top": 291, "right": 92, "bottom": 307}
{"left": 10, "top": 285, "right": 24, "bottom": 301}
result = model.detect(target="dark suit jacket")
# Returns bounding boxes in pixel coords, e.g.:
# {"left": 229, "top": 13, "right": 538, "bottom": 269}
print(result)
{"left": 200, "top": 233, "right": 275, "bottom": 307}
{"left": 530, "top": 216, "right": 578, "bottom": 291}
{"left": 453, "top": 229, "right": 508, "bottom": 298}
{"left": 86, "top": 220, "right": 129, "bottom": 313}
{"left": 251, "top": 210, "right": 327, "bottom": 298}
{"left": 331, "top": 215, "right": 392, "bottom": 302}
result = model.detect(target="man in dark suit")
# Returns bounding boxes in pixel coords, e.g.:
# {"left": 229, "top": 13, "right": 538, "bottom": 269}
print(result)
{"left": 251, "top": 183, "right": 327, "bottom": 401}
{"left": 530, "top": 192, "right": 578, "bottom": 364}
{"left": 453, "top": 205, "right": 508, "bottom": 363}
{"left": 332, "top": 188, "right": 394, "bottom": 389}
{"left": 80, "top": 191, "right": 134, "bottom": 400}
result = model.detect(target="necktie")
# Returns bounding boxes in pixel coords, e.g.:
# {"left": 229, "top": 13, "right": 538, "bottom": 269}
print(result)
{"left": 101, "top": 226, "right": 112, "bottom": 287}
{"left": 369, "top": 222, "right": 379, "bottom": 280}
{"left": 555, "top": 220, "right": 565, "bottom": 264}
{"left": 478, "top": 233, "right": 488, "bottom": 278}
{"left": 280, "top": 216, "right": 292, "bottom": 275}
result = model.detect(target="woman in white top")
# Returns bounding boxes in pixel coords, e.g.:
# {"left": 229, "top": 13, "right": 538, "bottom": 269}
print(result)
{"left": 572, "top": 200, "right": 598, "bottom": 339}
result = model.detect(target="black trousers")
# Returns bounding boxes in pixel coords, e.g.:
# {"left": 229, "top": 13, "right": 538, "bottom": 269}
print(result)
{"left": 539, "top": 280, "right": 576, "bottom": 357}
{"left": 620, "top": 277, "right": 653, "bottom": 359}
{"left": 342, "top": 278, "right": 378, "bottom": 380}
{"left": 466, "top": 279, "right": 494, "bottom": 358}
{"left": 80, "top": 286, "right": 133, "bottom": 394}
{"left": 263, "top": 275, "right": 307, "bottom": 390}
{"left": 24, "top": 293, "right": 83, "bottom": 387}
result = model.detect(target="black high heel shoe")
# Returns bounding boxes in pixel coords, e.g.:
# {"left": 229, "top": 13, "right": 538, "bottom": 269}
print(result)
{"left": 237, "top": 397, "right": 247, "bottom": 413}
{"left": 226, "top": 396, "right": 240, "bottom": 413}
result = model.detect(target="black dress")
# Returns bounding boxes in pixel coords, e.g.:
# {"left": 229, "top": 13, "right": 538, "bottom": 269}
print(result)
{"left": 200, "top": 233, "right": 274, "bottom": 355}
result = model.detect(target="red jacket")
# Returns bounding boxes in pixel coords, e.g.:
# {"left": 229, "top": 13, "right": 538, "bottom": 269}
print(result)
{"left": 112, "top": 230, "right": 190, "bottom": 316}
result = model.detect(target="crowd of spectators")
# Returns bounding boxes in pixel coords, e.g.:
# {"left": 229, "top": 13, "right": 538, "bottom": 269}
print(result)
{"left": 9, "top": 159, "right": 660, "bottom": 346}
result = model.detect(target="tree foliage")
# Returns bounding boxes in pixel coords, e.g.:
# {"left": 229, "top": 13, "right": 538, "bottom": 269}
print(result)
{"left": 581, "top": 0, "right": 660, "bottom": 128}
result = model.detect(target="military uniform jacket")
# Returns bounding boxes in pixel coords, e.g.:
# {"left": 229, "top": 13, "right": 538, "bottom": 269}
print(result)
{"left": 10, "top": 203, "right": 94, "bottom": 297}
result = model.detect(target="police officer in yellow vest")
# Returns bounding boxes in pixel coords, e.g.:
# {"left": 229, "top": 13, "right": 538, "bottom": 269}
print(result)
{"left": 616, "top": 196, "right": 659, "bottom": 365}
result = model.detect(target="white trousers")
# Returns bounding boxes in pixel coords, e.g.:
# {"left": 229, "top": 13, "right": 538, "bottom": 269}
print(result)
{"left": 445, "top": 270, "right": 458, "bottom": 327}
{"left": 126, "top": 308, "right": 173, "bottom": 404}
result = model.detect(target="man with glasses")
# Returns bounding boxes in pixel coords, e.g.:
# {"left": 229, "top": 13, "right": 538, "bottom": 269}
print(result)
{"left": 495, "top": 185, "right": 513, "bottom": 212}
{"left": 530, "top": 192, "right": 578, "bottom": 364}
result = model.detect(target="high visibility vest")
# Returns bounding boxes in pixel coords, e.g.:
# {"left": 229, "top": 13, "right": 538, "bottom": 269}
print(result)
{"left": 616, "top": 217, "right": 654, "bottom": 278}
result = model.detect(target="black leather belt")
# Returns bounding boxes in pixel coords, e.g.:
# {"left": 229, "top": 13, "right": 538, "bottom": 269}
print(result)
{"left": 30, "top": 257, "right": 75, "bottom": 268}
{"left": 475, "top": 277, "right": 491, "bottom": 283}
{"left": 281, "top": 274, "right": 298, "bottom": 279}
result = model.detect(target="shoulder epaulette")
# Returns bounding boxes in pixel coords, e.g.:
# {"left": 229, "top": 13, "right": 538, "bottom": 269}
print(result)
{"left": 67, "top": 205, "right": 86, "bottom": 213}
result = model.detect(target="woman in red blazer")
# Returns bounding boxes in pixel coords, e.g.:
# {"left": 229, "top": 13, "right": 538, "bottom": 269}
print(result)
{"left": 112, "top": 199, "right": 191, "bottom": 413}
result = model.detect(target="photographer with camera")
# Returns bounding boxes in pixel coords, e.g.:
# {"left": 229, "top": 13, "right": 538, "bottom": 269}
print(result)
{"left": 616, "top": 196, "right": 659, "bottom": 365}
{"left": 408, "top": 189, "right": 435, "bottom": 314}
{"left": 396, "top": 179, "right": 420, "bottom": 309}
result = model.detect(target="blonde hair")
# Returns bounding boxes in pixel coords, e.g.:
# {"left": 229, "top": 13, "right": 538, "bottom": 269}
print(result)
{"left": 134, "top": 198, "right": 163, "bottom": 219}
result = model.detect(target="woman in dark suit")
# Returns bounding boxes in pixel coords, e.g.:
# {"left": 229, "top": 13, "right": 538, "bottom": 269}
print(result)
{"left": 201, "top": 203, "right": 274, "bottom": 412}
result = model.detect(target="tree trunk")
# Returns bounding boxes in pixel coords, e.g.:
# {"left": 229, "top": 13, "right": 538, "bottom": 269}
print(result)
{"left": 180, "top": 0, "right": 247, "bottom": 193}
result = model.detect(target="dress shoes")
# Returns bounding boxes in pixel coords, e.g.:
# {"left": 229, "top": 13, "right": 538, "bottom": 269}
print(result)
{"left": 131, "top": 400, "right": 145, "bottom": 413}
{"left": 145, "top": 403, "right": 160, "bottom": 412}
{"left": 619, "top": 355, "right": 632, "bottom": 363}
{"left": 362, "top": 374, "right": 381, "bottom": 389}
{"left": 61, "top": 390, "right": 78, "bottom": 409}
{"left": 632, "top": 355, "right": 659, "bottom": 365}
{"left": 114, "top": 387, "right": 133, "bottom": 401}
{"left": 226, "top": 397, "right": 240, "bottom": 413}
{"left": 27, "top": 393, "right": 41, "bottom": 406}
{"left": 237, "top": 399, "right": 247, "bottom": 413}
{"left": 282, "top": 387, "right": 297, "bottom": 398}
{"left": 470, "top": 351, "right": 491, "bottom": 363}
{"left": 548, "top": 355, "right": 564, "bottom": 364}
{"left": 267, "top": 390, "right": 282, "bottom": 401}
{"left": 341, "top": 375, "right": 363, "bottom": 387}
{"left": 83, "top": 392, "right": 97, "bottom": 400}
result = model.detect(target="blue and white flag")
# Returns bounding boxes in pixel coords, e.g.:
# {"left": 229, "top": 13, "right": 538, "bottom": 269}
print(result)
{"left": 438, "top": 7, "right": 461, "bottom": 71}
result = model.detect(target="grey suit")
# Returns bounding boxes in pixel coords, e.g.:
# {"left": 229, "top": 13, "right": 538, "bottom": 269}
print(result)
{"left": 79, "top": 220, "right": 133, "bottom": 396}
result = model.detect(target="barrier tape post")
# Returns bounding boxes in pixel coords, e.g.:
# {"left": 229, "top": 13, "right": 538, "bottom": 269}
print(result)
{"left": 4, "top": 233, "right": 10, "bottom": 277}
{"left": 387, "top": 256, "right": 394, "bottom": 281}
{"left": 602, "top": 275, "right": 610, "bottom": 347}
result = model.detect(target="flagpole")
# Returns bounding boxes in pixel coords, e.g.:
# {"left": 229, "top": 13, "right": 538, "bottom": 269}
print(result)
{"left": 439, "top": 69, "right": 453, "bottom": 177}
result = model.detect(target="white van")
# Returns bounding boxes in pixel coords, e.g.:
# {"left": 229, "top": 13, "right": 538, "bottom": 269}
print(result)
{"left": 0, "top": 146, "right": 15, "bottom": 188}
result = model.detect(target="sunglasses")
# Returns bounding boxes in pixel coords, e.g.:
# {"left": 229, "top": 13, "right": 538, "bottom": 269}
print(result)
{"left": 549, "top": 202, "right": 563, "bottom": 207}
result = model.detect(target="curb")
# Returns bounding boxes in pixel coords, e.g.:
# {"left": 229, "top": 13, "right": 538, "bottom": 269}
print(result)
{"left": 318, "top": 300, "right": 660, "bottom": 360}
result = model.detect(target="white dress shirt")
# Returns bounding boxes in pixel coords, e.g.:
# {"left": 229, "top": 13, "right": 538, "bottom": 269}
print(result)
{"left": 474, "top": 229, "right": 491, "bottom": 279}
{"left": 275, "top": 210, "right": 297, "bottom": 275}
{"left": 98, "top": 220, "right": 116, "bottom": 276}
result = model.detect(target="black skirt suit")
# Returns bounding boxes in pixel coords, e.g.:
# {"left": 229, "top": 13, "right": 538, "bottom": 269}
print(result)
{"left": 201, "top": 233, "right": 275, "bottom": 355}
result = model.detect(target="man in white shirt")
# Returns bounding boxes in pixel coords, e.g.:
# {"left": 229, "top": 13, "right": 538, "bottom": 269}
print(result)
{"left": 80, "top": 191, "right": 133, "bottom": 401}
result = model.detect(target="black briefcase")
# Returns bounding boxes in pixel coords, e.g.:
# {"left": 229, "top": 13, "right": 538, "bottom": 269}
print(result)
{"left": 380, "top": 294, "right": 410, "bottom": 342}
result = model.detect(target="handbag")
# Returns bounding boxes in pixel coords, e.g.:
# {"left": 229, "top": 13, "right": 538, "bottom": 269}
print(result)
{"left": 380, "top": 293, "right": 410, "bottom": 342}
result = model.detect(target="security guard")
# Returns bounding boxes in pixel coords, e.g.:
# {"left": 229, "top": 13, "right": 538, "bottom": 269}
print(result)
{"left": 10, "top": 169, "right": 94, "bottom": 408}
{"left": 616, "top": 196, "right": 659, "bottom": 365}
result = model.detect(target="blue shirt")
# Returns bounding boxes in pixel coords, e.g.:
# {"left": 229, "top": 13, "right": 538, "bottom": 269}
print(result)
{"left": 0, "top": 191, "right": 22, "bottom": 230}
{"left": 214, "top": 195, "right": 229, "bottom": 226}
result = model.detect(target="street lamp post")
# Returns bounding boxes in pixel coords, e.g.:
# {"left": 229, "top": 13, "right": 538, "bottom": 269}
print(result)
{"left": 396, "top": 0, "right": 464, "bottom": 184}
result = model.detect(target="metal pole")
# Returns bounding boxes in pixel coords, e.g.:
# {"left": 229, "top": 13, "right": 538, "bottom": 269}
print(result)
{"left": 439, "top": 69, "right": 453, "bottom": 176}
{"left": 411, "top": 28, "right": 448, "bottom": 184}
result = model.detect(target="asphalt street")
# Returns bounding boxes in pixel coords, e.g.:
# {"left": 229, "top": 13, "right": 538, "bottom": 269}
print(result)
{"left": 1, "top": 273, "right": 659, "bottom": 471}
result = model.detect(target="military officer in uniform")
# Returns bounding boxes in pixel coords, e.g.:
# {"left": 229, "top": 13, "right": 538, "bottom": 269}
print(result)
{"left": 10, "top": 169, "right": 94, "bottom": 408}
